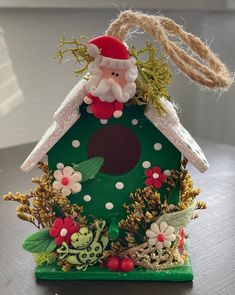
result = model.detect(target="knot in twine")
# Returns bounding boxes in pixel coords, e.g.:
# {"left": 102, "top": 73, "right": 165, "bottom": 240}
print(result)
{"left": 106, "top": 10, "right": 232, "bottom": 90}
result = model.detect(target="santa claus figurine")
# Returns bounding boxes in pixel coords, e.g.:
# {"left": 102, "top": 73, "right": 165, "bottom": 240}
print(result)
{"left": 84, "top": 35, "right": 138, "bottom": 120}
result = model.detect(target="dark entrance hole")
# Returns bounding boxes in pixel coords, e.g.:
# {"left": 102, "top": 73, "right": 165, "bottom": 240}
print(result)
{"left": 87, "top": 124, "right": 141, "bottom": 175}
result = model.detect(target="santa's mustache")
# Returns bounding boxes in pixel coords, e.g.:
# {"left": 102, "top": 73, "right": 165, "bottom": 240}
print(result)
{"left": 90, "top": 78, "right": 111, "bottom": 97}
{"left": 90, "top": 78, "right": 125, "bottom": 102}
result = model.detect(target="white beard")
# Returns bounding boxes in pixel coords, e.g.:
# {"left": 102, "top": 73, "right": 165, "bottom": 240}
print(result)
{"left": 86, "top": 76, "right": 136, "bottom": 103}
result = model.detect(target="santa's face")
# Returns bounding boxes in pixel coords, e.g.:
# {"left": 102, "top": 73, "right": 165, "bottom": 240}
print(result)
{"left": 86, "top": 61, "right": 138, "bottom": 104}
{"left": 100, "top": 67, "right": 127, "bottom": 87}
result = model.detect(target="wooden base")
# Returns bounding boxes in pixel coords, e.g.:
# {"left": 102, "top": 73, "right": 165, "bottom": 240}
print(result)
{"left": 35, "top": 259, "right": 193, "bottom": 282}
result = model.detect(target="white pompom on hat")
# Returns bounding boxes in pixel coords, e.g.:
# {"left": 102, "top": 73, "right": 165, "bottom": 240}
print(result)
{"left": 87, "top": 35, "right": 136, "bottom": 70}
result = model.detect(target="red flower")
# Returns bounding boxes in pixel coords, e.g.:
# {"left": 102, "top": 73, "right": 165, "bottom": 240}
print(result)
{"left": 179, "top": 228, "right": 186, "bottom": 253}
{"left": 49, "top": 216, "right": 79, "bottom": 245}
{"left": 145, "top": 166, "right": 166, "bottom": 189}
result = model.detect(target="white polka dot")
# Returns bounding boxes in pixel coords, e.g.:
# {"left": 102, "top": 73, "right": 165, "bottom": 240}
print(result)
{"left": 72, "top": 140, "right": 80, "bottom": 148}
{"left": 142, "top": 161, "right": 151, "bottom": 169}
{"left": 86, "top": 106, "right": 92, "bottom": 114}
{"left": 168, "top": 204, "right": 176, "bottom": 211}
{"left": 100, "top": 119, "right": 108, "bottom": 124}
{"left": 83, "top": 195, "right": 91, "bottom": 202}
{"left": 105, "top": 202, "right": 114, "bottom": 210}
{"left": 56, "top": 163, "right": 64, "bottom": 170}
{"left": 131, "top": 119, "right": 138, "bottom": 125}
{"left": 115, "top": 182, "right": 124, "bottom": 190}
{"left": 164, "top": 170, "right": 171, "bottom": 177}
{"left": 154, "top": 143, "right": 162, "bottom": 151}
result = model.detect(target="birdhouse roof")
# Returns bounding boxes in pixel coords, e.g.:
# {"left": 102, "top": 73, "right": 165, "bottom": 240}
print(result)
{"left": 21, "top": 79, "right": 209, "bottom": 173}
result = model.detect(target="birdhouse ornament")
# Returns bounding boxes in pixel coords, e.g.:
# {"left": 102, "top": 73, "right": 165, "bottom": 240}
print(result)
{"left": 2, "top": 10, "right": 232, "bottom": 282}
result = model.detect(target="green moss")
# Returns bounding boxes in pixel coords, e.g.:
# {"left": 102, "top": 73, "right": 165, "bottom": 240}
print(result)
{"left": 130, "top": 41, "right": 172, "bottom": 114}
{"left": 33, "top": 253, "right": 57, "bottom": 267}
{"left": 56, "top": 35, "right": 93, "bottom": 76}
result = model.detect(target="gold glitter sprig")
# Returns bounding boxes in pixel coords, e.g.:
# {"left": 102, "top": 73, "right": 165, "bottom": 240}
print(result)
{"left": 122, "top": 235, "right": 188, "bottom": 270}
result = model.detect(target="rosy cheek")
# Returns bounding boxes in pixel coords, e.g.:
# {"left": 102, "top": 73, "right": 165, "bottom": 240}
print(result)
{"left": 102, "top": 72, "right": 110, "bottom": 79}
{"left": 116, "top": 76, "right": 126, "bottom": 86}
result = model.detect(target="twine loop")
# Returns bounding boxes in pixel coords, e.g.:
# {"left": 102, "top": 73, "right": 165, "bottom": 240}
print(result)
{"left": 106, "top": 10, "right": 232, "bottom": 89}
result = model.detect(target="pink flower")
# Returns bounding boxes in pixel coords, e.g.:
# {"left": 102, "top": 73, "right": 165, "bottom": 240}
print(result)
{"left": 53, "top": 166, "right": 82, "bottom": 196}
{"left": 49, "top": 216, "right": 79, "bottom": 245}
{"left": 145, "top": 166, "right": 166, "bottom": 189}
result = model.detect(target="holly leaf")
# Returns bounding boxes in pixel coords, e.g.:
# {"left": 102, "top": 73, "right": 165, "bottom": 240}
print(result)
{"left": 22, "top": 228, "right": 56, "bottom": 253}
{"left": 156, "top": 202, "right": 196, "bottom": 232}
{"left": 73, "top": 157, "right": 104, "bottom": 182}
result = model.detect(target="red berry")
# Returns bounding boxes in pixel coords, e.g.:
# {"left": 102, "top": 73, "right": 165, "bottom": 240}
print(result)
{"left": 106, "top": 256, "right": 121, "bottom": 271}
{"left": 120, "top": 257, "right": 134, "bottom": 272}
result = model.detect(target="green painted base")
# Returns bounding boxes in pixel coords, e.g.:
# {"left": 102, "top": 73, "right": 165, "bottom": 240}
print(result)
{"left": 35, "top": 259, "right": 193, "bottom": 282}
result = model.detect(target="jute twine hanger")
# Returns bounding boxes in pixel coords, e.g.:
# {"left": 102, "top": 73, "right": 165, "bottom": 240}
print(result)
{"left": 106, "top": 10, "right": 232, "bottom": 90}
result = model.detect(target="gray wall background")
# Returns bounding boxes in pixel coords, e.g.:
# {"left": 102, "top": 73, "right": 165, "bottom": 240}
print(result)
{"left": 0, "top": 8, "right": 234, "bottom": 149}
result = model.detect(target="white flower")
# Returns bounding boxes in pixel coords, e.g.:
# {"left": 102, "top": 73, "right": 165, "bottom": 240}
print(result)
{"left": 52, "top": 166, "right": 82, "bottom": 196}
{"left": 146, "top": 221, "right": 176, "bottom": 250}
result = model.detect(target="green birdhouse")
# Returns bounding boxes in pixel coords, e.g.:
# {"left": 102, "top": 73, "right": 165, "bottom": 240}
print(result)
{"left": 4, "top": 7, "right": 232, "bottom": 282}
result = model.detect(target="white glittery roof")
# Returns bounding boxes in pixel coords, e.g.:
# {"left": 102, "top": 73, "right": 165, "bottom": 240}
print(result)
{"left": 145, "top": 98, "right": 209, "bottom": 173}
{"left": 21, "top": 78, "right": 87, "bottom": 173}
{"left": 21, "top": 79, "right": 209, "bottom": 173}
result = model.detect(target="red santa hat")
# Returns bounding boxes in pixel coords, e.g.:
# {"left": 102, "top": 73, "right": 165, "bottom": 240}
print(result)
{"left": 87, "top": 35, "right": 136, "bottom": 70}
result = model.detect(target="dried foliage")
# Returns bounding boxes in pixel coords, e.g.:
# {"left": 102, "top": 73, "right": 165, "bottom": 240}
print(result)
{"left": 3, "top": 161, "right": 86, "bottom": 229}
{"left": 192, "top": 212, "right": 199, "bottom": 219}
{"left": 178, "top": 169, "right": 201, "bottom": 210}
{"left": 119, "top": 187, "right": 162, "bottom": 246}
{"left": 160, "top": 158, "right": 204, "bottom": 212}
{"left": 196, "top": 201, "right": 207, "bottom": 210}
{"left": 130, "top": 41, "right": 172, "bottom": 114}
{"left": 58, "top": 259, "right": 72, "bottom": 272}
{"left": 163, "top": 169, "right": 181, "bottom": 212}
{"left": 102, "top": 241, "right": 125, "bottom": 260}
{"left": 165, "top": 170, "right": 181, "bottom": 189}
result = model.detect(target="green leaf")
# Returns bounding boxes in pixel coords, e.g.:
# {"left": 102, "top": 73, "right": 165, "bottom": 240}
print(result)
{"left": 73, "top": 157, "right": 104, "bottom": 182}
{"left": 156, "top": 202, "right": 196, "bottom": 232}
{"left": 22, "top": 228, "right": 57, "bottom": 253}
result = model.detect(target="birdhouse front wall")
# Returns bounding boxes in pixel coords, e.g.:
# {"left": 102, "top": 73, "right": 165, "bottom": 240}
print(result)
{"left": 48, "top": 104, "right": 181, "bottom": 222}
